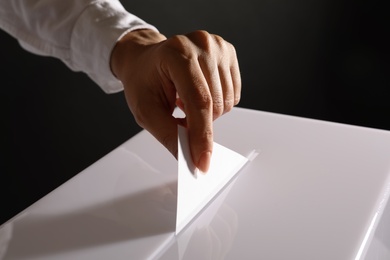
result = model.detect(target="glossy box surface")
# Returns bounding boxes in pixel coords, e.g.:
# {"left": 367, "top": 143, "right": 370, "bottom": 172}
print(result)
{"left": 1, "top": 107, "right": 389, "bottom": 259}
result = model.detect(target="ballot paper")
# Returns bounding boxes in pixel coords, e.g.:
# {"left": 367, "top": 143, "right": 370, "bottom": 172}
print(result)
{"left": 176, "top": 126, "right": 249, "bottom": 234}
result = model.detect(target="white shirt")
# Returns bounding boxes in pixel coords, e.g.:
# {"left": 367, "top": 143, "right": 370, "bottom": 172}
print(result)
{"left": 0, "top": 0, "right": 158, "bottom": 93}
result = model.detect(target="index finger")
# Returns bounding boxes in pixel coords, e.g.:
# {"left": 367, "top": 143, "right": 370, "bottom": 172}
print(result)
{"left": 167, "top": 58, "right": 214, "bottom": 173}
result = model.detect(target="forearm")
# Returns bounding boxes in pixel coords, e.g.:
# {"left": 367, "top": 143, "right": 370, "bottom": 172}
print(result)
{"left": 0, "top": 0, "right": 158, "bottom": 93}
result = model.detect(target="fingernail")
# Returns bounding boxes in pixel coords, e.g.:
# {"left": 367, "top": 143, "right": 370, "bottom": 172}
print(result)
{"left": 197, "top": 151, "right": 211, "bottom": 174}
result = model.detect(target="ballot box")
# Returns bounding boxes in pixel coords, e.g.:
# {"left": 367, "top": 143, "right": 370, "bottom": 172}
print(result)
{"left": 1, "top": 107, "right": 389, "bottom": 260}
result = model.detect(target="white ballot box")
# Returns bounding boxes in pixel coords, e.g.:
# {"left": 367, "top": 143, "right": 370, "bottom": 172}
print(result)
{"left": 1, "top": 107, "right": 389, "bottom": 260}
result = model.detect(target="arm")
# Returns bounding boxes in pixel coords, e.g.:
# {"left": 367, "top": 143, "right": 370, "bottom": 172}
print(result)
{"left": 0, "top": 0, "right": 157, "bottom": 93}
{"left": 0, "top": 1, "right": 241, "bottom": 172}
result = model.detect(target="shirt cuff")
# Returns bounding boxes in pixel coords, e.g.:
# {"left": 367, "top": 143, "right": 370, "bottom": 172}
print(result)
{"left": 70, "top": 0, "right": 158, "bottom": 93}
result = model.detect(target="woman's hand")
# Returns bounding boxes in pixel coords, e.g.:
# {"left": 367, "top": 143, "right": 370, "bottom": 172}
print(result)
{"left": 110, "top": 29, "right": 241, "bottom": 173}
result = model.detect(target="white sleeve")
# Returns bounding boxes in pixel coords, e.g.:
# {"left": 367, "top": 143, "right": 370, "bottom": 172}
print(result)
{"left": 0, "top": 0, "right": 158, "bottom": 93}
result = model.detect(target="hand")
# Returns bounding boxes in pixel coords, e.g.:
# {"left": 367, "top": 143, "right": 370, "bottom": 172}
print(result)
{"left": 110, "top": 29, "right": 241, "bottom": 173}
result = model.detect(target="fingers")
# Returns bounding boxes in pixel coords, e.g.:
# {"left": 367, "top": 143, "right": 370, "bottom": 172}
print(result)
{"left": 166, "top": 53, "right": 214, "bottom": 173}
{"left": 162, "top": 31, "right": 241, "bottom": 172}
{"left": 187, "top": 31, "right": 240, "bottom": 117}
{"left": 218, "top": 65, "right": 235, "bottom": 115}
{"left": 229, "top": 45, "right": 242, "bottom": 106}
{"left": 118, "top": 29, "right": 241, "bottom": 174}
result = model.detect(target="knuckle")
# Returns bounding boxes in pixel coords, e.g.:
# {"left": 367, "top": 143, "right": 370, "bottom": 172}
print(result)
{"left": 223, "top": 99, "right": 234, "bottom": 112}
{"left": 213, "top": 98, "right": 224, "bottom": 118}
{"left": 228, "top": 42, "right": 237, "bottom": 55}
{"left": 190, "top": 30, "right": 209, "bottom": 37}
{"left": 190, "top": 30, "right": 211, "bottom": 41}
{"left": 166, "top": 35, "right": 194, "bottom": 60}
{"left": 189, "top": 30, "right": 214, "bottom": 53}
{"left": 167, "top": 35, "right": 186, "bottom": 50}
{"left": 199, "top": 128, "right": 213, "bottom": 145}
{"left": 193, "top": 91, "right": 213, "bottom": 109}
{"left": 223, "top": 42, "right": 237, "bottom": 64}
{"left": 214, "top": 35, "right": 226, "bottom": 49}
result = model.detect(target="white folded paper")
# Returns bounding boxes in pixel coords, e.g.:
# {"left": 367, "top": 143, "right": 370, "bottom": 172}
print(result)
{"left": 176, "top": 126, "right": 249, "bottom": 234}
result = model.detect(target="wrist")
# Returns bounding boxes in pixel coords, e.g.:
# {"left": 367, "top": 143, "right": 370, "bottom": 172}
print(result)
{"left": 110, "top": 29, "right": 166, "bottom": 82}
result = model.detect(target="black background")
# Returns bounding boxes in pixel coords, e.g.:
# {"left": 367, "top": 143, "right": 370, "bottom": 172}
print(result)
{"left": 1, "top": 0, "right": 389, "bottom": 224}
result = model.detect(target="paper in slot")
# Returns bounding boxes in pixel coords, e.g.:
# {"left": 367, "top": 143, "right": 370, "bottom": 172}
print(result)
{"left": 176, "top": 125, "right": 249, "bottom": 234}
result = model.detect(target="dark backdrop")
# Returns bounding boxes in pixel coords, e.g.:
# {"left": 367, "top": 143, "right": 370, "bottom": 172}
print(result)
{"left": 1, "top": 0, "right": 389, "bottom": 224}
